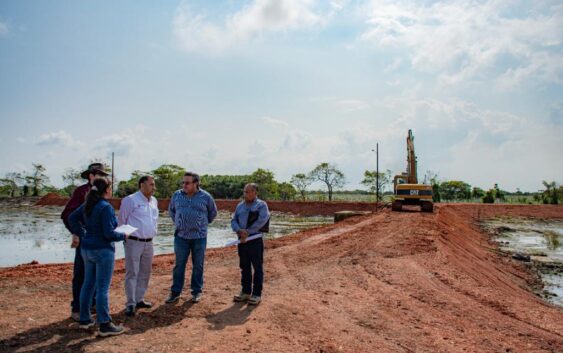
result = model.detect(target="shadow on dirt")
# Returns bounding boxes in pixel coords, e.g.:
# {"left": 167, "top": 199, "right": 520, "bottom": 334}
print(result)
{"left": 0, "top": 300, "right": 196, "bottom": 353}
{"left": 205, "top": 302, "right": 257, "bottom": 330}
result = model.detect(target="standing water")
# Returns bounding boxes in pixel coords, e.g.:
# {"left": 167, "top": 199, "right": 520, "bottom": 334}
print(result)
{"left": 0, "top": 205, "right": 332, "bottom": 268}
{"left": 482, "top": 217, "right": 563, "bottom": 306}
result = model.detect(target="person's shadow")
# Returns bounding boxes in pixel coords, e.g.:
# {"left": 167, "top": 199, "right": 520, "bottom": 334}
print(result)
{"left": 0, "top": 300, "right": 195, "bottom": 353}
{"left": 205, "top": 302, "right": 257, "bottom": 331}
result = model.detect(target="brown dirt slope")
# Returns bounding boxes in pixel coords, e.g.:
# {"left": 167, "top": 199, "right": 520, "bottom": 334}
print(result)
{"left": 0, "top": 204, "right": 562, "bottom": 353}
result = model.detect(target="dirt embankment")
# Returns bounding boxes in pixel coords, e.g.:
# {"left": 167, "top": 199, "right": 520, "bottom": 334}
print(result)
{"left": 0, "top": 204, "right": 562, "bottom": 353}
{"left": 35, "top": 193, "right": 380, "bottom": 216}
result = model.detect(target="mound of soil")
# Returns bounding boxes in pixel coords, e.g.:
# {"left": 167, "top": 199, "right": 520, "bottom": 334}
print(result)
{"left": 35, "top": 193, "right": 380, "bottom": 216}
{"left": 0, "top": 204, "right": 562, "bottom": 353}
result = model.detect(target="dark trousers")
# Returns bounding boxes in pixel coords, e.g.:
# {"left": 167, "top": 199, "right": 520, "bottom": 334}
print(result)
{"left": 237, "top": 238, "right": 264, "bottom": 297}
{"left": 71, "top": 245, "right": 95, "bottom": 312}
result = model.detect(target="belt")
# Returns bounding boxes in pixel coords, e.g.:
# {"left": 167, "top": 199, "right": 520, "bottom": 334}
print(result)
{"left": 128, "top": 236, "right": 153, "bottom": 242}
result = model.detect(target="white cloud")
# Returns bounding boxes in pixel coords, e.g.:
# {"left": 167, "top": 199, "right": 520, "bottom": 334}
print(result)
{"left": 309, "top": 97, "right": 370, "bottom": 112}
{"left": 36, "top": 131, "right": 83, "bottom": 148}
{"left": 0, "top": 21, "right": 8, "bottom": 37}
{"left": 361, "top": 0, "right": 563, "bottom": 87}
{"left": 261, "top": 116, "right": 289, "bottom": 128}
{"left": 281, "top": 130, "right": 312, "bottom": 151}
{"left": 96, "top": 134, "right": 136, "bottom": 156}
{"left": 173, "top": 0, "right": 344, "bottom": 53}
{"left": 334, "top": 99, "right": 370, "bottom": 112}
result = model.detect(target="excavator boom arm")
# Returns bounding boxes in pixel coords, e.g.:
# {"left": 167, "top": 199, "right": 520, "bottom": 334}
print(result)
{"left": 406, "top": 129, "right": 417, "bottom": 184}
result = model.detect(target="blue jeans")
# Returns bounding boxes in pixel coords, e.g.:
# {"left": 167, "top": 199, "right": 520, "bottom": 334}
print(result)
{"left": 80, "top": 248, "right": 115, "bottom": 324}
{"left": 72, "top": 245, "right": 96, "bottom": 312}
{"left": 171, "top": 236, "right": 206, "bottom": 295}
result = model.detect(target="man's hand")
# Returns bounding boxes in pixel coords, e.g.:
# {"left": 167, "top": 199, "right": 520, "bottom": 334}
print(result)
{"left": 71, "top": 234, "right": 80, "bottom": 248}
{"left": 238, "top": 229, "right": 249, "bottom": 243}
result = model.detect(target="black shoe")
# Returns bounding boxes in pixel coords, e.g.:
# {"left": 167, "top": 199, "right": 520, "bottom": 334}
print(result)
{"left": 71, "top": 311, "right": 80, "bottom": 322}
{"left": 79, "top": 320, "right": 95, "bottom": 329}
{"left": 136, "top": 300, "right": 153, "bottom": 309}
{"left": 98, "top": 322, "right": 125, "bottom": 337}
{"left": 165, "top": 292, "right": 180, "bottom": 304}
{"left": 125, "top": 305, "right": 135, "bottom": 317}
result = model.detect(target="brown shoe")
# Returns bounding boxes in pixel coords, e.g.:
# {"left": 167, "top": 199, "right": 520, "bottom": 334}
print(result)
{"left": 233, "top": 292, "right": 251, "bottom": 302}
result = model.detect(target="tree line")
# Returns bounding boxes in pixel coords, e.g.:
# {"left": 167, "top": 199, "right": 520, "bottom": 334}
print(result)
{"left": 0, "top": 162, "right": 561, "bottom": 204}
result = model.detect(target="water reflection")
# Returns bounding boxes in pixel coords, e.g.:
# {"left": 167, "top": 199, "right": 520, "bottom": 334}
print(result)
{"left": 482, "top": 218, "right": 563, "bottom": 306}
{"left": 0, "top": 206, "right": 332, "bottom": 267}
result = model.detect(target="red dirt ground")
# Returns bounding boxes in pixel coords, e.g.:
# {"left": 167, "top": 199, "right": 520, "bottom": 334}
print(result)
{"left": 0, "top": 204, "right": 562, "bottom": 353}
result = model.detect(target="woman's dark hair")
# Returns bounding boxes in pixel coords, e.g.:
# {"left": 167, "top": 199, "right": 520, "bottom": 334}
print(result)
{"left": 84, "top": 177, "right": 111, "bottom": 216}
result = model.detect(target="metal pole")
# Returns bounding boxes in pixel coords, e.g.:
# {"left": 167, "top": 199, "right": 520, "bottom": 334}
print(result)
{"left": 376, "top": 143, "right": 379, "bottom": 205}
{"left": 111, "top": 152, "right": 115, "bottom": 197}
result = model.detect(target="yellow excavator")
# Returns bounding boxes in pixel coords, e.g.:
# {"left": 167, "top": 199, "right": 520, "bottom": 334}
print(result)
{"left": 392, "top": 129, "right": 433, "bottom": 212}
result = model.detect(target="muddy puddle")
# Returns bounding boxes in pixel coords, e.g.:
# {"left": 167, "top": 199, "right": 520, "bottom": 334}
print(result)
{"left": 0, "top": 206, "right": 332, "bottom": 268}
{"left": 482, "top": 217, "right": 563, "bottom": 306}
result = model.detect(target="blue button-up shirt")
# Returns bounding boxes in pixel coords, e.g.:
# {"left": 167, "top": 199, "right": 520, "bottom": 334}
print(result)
{"left": 231, "top": 198, "right": 270, "bottom": 236}
{"left": 169, "top": 188, "right": 217, "bottom": 239}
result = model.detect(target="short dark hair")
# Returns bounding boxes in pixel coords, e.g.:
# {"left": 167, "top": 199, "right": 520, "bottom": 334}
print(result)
{"left": 138, "top": 175, "right": 153, "bottom": 188}
{"left": 245, "top": 183, "right": 258, "bottom": 192}
{"left": 183, "top": 171, "right": 200, "bottom": 184}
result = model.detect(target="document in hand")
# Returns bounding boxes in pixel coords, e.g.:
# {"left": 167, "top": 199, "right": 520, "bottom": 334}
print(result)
{"left": 225, "top": 234, "right": 263, "bottom": 247}
{"left": 114, "top": 224, "right": 138, "bottom": 234}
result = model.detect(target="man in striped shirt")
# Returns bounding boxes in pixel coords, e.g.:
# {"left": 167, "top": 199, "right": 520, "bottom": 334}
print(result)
{"left": 166, "top": 171, "right": 217, "bottom": 304}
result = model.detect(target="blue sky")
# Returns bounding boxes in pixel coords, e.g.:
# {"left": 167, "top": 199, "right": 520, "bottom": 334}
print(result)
{"left": 0, "top": 0, "right": 561, "bottom": 192}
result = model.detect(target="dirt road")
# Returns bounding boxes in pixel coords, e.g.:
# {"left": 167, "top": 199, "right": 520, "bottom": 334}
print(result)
{"left": 0, "top": 204, "right": 562, "bottom": 352}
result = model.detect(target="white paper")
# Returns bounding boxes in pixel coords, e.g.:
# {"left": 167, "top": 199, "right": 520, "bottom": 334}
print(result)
{"left": 114, "top": 224, "right": 138, "bottom": 234}
{"left": 225, "top": 234, "right": 263, "bottom": 247}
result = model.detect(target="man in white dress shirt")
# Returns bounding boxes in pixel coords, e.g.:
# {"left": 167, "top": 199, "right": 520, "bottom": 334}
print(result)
{"left": 118, "top": 176, "right": 159, "bottom": 317}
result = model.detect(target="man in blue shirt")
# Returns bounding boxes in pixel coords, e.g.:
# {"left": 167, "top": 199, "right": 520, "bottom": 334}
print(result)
{"left": 231, "top": 183, "right": 270, "bottom": 305}
{"left": 166, "top": 171, "right": 217, "bottom": 304}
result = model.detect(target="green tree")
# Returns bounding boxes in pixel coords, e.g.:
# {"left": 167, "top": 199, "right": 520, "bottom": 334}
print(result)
{"left": 248, "top": 168, "right": 278, "bottom": 200}
{"left": 201, "top": 175, "right": 248, "bottom": 199}
{"left": 116, "top": 170, "right": 148, "bottom": 197}
{"left": 290, "top": 173, "right": 313, "bottom": 201}
{"left": 361, "top": 169, "right": 391, "bottom": 195}
{"left": 493, "top": 183, "right": 506, "bottom": 201}
{"left": 0, "top": 172, "right": 24, "bottom": 197}
{"left": 482, "top": 189, "right": 496, "bottom": 203}
{"left": 309, "top": 163, "right": 345, "bottom": 201}
{"left": 472, "top": 187, "right": 485, "bottom": 199}
{"left": 60, "top": 168, "right": 83, "bottom": 196}
{"left": 423, "top": 170, "right": 441, "bottom": 202}
{"left": 440, "top": 180, "right": 471, "bottom": 201}
{"left": 541, "top": 181, "right": 559, "bottom": 205}
{"left": 152, "top": 164, "right": 185, "bottom": 199}
{"left": 278, "top": 182, "right": 297, "bottom": 201}
{"left": 25, "top": 164, "right": 50, "bottom": 196}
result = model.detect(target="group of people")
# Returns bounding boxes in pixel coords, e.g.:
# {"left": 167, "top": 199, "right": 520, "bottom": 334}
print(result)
{"left": 61, "top": 163, "right": 270, "bottom": 336}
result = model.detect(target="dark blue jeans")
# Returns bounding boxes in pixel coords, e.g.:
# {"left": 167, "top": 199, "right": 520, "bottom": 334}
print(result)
{"left": 71, "top": 245, "right": 95, "bottom": 312}
{"left": 237, "top": 237, "right": 264, "bottom": 297}
{"left": 171, "top": 237, "right": 206, "bottom": 295}
{"left": 80, "top": 248, "right": 115, "bottom": 324}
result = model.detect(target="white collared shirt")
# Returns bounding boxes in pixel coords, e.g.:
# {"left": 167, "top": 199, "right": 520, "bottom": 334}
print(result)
{"left": 118, "top": 191, "right": 158, "bottom": 239}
